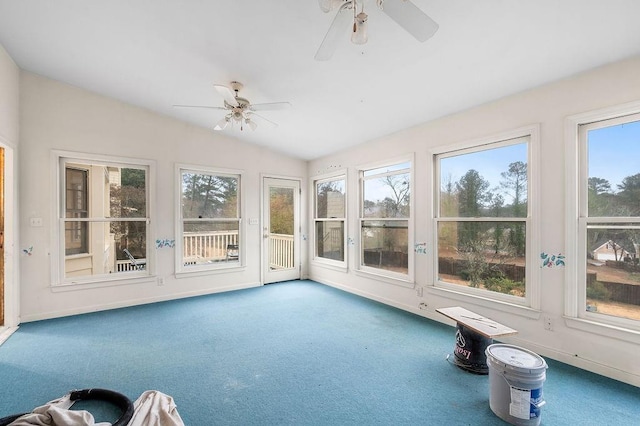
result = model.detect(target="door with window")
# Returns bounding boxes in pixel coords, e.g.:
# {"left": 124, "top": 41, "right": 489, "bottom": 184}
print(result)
{"left": 263, "top": 177, "right": 300, "bottom": 284}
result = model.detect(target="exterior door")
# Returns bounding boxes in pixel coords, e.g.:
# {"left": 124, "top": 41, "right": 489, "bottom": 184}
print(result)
{"left": 263, "top": 177, "right": 300, "bottom": 284}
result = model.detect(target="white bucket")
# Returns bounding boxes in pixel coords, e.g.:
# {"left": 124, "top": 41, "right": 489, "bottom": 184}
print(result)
{"left": 485, "top": 344, "right": 548, "bottom": 426}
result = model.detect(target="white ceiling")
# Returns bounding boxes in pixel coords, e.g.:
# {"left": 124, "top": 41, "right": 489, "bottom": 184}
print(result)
{"left": 1, "top": 1, "right": 640, "bottom": 160}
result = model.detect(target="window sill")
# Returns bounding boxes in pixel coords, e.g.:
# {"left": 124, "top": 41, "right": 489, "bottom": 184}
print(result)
{"left": 311, "top": 259, "right": 348, "bottom": 273}
{"left": 426, "top": 285, "right": 541, "bottom": 320}
{"left": 51, "top": 274, "right": 156, "bottom": 292}
{"left": 354, "top": 269, "right": 414, "bottom": 289}
{"left": 564, "top": 316, "right": 640, "bottom": 345}
{"left": 175, "top": 265, "right": 246, "bottom": 279}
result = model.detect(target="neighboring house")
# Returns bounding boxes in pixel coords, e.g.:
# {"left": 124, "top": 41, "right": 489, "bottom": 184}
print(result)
{"left": 591, "top": 240, "right": 631, "bottom": 262}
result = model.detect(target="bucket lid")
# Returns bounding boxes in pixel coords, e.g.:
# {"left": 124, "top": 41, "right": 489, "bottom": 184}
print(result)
{"left": 486, "top": 344, "right": 547, "bottom": 373}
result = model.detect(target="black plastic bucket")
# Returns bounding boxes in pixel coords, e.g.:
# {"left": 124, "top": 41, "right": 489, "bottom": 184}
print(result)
{"left": 452, "top": 323, "right": 492, "bottom": 374}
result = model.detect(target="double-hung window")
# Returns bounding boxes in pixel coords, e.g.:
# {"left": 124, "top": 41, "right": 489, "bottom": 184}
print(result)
{"left": 359, "top": 160, "right": 412, "bottom": 282}
{"left": 177, "top": 166, "right": 241, "bottom": 272}
{"left": 314, "top": 175, "right": 346, "bottom": 266}
{"left": 434, "top": 130, "right": 537, "bottom": 306}
{"left": 56, "top": 153, "right": 152, "bottom": 284}
{"left": 575, "top": 112, "right": 640, "bottom": 331}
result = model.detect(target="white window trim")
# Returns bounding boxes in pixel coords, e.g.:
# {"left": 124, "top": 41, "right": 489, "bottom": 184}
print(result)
{"left": 428, "top": 125, "right": 541, "bottom": 316}
{"left": 565, "top": 101, "right": 640, "bottom": 343}
{"left": 311, "top": 170, "right": 348, "bottom": 270}
{"left": 50, "top": 150, "right": 156, "bottom": 287}
{"left": 356, "top": 154, "right": 415, "bottom": 285}
{"left": 174, "top": 163, "right": 245, "bottom": 276}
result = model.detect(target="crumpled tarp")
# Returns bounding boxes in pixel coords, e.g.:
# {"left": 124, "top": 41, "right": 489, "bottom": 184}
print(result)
{"left": 8, "top": 390, "right": 184, "bottom": 426}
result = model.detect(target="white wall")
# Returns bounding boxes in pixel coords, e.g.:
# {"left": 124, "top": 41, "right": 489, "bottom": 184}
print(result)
{"left": 308, "top": 56, "right": 640, "bottom": 386}
{"left": 19, "top": 72, "right": 308, "bottom": 322}
{"left": 0, "top": 43, "right": 19, "bottom": 329}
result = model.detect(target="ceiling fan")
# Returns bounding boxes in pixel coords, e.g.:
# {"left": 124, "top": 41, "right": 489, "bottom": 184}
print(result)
{"left": 315, "top": 0, "right": 439, "bottom": 61}
{"left": 173, "top": 81, "right": 292, "bottom": 131}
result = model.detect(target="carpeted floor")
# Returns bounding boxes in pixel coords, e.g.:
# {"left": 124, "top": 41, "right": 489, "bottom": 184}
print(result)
{"left": 0, "top": 280, "right": 638, "bottom": 425}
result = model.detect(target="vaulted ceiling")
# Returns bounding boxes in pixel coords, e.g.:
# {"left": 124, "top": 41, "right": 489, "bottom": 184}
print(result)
{"left": 1, "top": 1, "right": 640, "bottom": 160}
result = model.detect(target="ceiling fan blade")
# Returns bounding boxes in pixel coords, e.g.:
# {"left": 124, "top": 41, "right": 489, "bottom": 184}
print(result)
{"left": 250, "top": 102, "right": 292, "bottom": 111}
{"left": 314, "top": 2, "right": 353, "bottom": 61}
{"left": 247, "top": 112, "right": 278, "bottom": 128}
{"left": 380, "top": 0, "right": 439, "bottom": 42}
{"left": 213, "top": 84, "right": 239, "bottom": 107}
{"left": 318, "top": 0, "right": 344, "bottom": 13}
{"left": 173, "top": 104, "right": 227, "bottom": 110}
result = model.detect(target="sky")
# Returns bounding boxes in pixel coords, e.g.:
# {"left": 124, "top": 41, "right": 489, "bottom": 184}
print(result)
{"left": 588, "top": 120, "right": 640, "bottom": 192}
{"left": 439, "top": 141, "right": 528, "bottom": 195}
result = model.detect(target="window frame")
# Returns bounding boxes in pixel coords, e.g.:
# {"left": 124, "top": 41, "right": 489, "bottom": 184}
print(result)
{"left": 312, "top": 171, "right": 348, "bottom": 269}
{"left": 566, "top": 105, "right": 640, "bottom": 340}
{"left": 429, "top": 126, "right": 540, "bottom": 314}
{"left": 175, "top": 164, "right": 244, "bottom": 275}
{"left": 52, "top": 151, "right": 155, "bottom": 287}
{"left": 357, "top": 156, "right": 414, "bottom": 285}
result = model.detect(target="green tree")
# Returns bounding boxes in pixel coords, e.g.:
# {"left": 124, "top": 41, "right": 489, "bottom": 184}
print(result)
{"left": 500, "top": 161, "right": 527, "bottom": 256}
{"left": 456, "top": 169, "right": 490, "bottom": 248}
{"left": 270, "top": 188, "right": 294, "bottom": 235}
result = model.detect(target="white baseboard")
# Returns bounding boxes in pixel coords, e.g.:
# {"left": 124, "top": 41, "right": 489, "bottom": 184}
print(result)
{"left": 19, "top": 282, "right": 262, "bottom": 323}
{"left": 312, "top": 277, "right": 640, "bottom": 388}
{"left": 0, "top": 326, "right": 19, "bottom": 346}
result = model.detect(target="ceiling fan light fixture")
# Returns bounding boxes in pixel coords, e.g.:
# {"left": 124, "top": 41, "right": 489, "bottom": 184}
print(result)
{"left": 245, "top": 118, "right": 257, "bottom": 131}
{"left": 214, "top": 116, "right": 230, "bottom": 131}
{"left": 351, "top": 12, "right": 368, "bottom": 45}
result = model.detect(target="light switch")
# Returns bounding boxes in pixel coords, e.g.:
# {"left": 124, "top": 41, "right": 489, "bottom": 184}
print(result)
{"left": 249, "top": 218, "right": 259, "bottom": 225}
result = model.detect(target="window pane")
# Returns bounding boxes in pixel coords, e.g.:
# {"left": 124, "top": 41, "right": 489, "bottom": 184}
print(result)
{"left": 587, "top": 120, "right": 640, "bottom": 217}
{"left": 437, "top": 221, "right": 526, "bottom": 297}
{"left": 111, "top": 167, "right": 147, "bottom": 218}
{"left": 64, "top": 220, "right": 147, "bottom": 278}
{"left": 440, "top": 142, "right": 527, "bottom": 218}
{"left": 315, "top": 221, "right": 344, "bottom": 261}
{"left": 65, "top": 168, "right": 88, "bottom": 255}
{"left": 183, "top": 221, "right": 239, "bottom": 266}
{"left": 270, "top": 187, "right": 294, "bottom": 234}
{"left": 182, "top": 172, "right": 238, "bottom": 219}
{"left": 316, "top": 179, "right": 345, "bottom": 218}
{"left": 363, "top": 161, "right": 410, "bottom": 177}
{"left": 363, "top": 172, "right": 410, "bottom": 218}
{"left": 586, "top": 226, "right": 640, "bottom": 321}
{"left": 361, "top": 220, "right": 408, "bottom": 274}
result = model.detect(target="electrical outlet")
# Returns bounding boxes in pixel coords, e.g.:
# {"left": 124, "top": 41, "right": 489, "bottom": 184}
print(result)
{"left": 418, "top": 302, "right": 428, "bottom": 310}
{"left": 416, "top": 286, "right": 423, "bottom": 297}
{"left": 544, "top": 316, "right": 553, "bottom": 331}
{"left": 157, "top": 277, "right": 164, "bottom": 286}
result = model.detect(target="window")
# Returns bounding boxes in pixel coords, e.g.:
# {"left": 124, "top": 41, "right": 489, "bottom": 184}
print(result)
{"left": 577, "top": 113, "right": 640, "bottom": 328}
{"left": 178, "top": 167, "right": 241, "bottom": 272}
{"left": 65, "top": 167, "right": 88, "bottom": 255}
{"left": 314, "top": 175, "right": 346, "bottom": 265}
{"left": 434, "top": 133, "right": 534, "bottom": 305}
{"left": 359, "top": 160, "right": 412, "bottom": 281}
{"left": 56, "top": 154, "right": 151, "bottom": 284}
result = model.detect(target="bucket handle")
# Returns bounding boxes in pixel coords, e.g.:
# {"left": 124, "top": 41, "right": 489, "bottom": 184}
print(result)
{"left": 498, "top": 370, "right": 545, "bottom": 408}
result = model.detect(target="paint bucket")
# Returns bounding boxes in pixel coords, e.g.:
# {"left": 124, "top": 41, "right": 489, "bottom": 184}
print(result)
{"left": 452, "top": 323, "right": 492, "bottom": 374}
{"left": 485, "top": 344, "right": 548, "bottom": 426}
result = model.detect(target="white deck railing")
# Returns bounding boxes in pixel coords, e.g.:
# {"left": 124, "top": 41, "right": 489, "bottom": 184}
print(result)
{"left": 116, "top": 231, "right": 294, "bottom": 270}
{"left": 183, "top": 230, "right": 239, "bottom": 261}
{"left": 269, "top": 233, "right": 294, "bottom": 270}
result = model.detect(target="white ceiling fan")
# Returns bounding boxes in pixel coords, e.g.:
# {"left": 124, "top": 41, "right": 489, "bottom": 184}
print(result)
{"left": 315, "top": 0, "right": 439, "bottom": 61}
{"left": 173, "top": 81, "right": 292, "bottom": 131}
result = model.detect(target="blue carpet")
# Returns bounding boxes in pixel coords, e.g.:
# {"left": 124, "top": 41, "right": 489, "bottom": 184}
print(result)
{"left": 0, "top": 280, "right": 638, "bottom": 425}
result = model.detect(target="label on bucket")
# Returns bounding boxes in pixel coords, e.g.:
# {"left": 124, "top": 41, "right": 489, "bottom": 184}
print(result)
{"left": 509, "top": 386, "right": 543, "bottom": 420}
